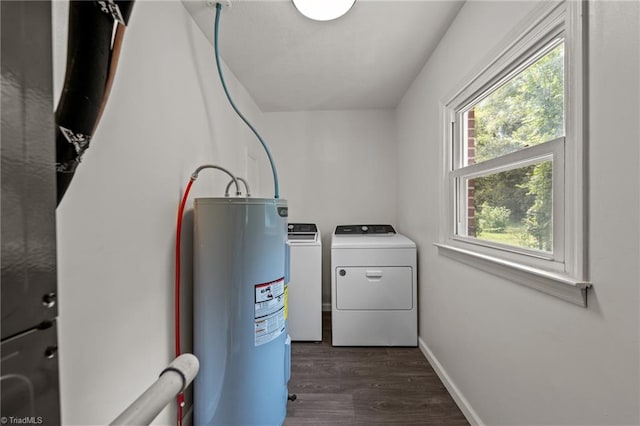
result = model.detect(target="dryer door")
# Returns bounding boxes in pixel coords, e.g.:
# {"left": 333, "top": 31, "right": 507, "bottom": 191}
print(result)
{"left": 335, "top": 267, "right": 413, "bottom": 310}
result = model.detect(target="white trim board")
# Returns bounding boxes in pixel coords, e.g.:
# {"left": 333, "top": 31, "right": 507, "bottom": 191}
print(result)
{"left": 418, "top": 337, "right": 484, "bottom": 426}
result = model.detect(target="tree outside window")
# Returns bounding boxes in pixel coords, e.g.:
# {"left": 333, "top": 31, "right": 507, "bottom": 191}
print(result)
{"left": 463, "top": 42, "right": 563, "bottom": 252}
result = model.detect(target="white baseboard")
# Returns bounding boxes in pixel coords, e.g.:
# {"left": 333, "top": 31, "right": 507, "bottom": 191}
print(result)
{"left": 418, "top": 337, "right": 483, "bottom": 426}
{"left": 322, "top": 302, "right": 331, "bottom": 312}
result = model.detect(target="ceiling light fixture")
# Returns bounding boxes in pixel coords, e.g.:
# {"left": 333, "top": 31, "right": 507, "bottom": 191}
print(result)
{"left": 292, "top": 0, "right": 356, "bottom": 22}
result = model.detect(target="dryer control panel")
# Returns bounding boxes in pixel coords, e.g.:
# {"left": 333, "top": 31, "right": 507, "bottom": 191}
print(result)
{"left": 334, "top": 224, "right": 395, "bottom": 235}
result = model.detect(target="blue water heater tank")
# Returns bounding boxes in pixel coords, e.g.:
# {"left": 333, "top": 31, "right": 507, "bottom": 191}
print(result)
{"left": 193, "top": 197, "right": 290, "bottom": 425}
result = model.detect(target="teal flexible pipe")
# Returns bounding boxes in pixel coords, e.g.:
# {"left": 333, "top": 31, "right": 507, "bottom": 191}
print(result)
{"left": 214, "top": 3, "right": 280, "bottom": 199}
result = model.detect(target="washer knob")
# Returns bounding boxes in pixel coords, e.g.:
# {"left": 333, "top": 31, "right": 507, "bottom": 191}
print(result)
{"left": 288, "top": 224, "right": 294, "bottom": 230}
{"left": 361, "top": 226, "right": 369, "bottom": 233}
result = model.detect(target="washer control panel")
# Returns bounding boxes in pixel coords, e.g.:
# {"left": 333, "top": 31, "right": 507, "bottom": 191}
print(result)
{"left": 334, "top": 224, "right": 396, "bottom": 235}
{"left": 288, "top": 223, "right": 317, "bottom": 233}
{"left": 287, "top": 223, "right": 319, "bottom": 241}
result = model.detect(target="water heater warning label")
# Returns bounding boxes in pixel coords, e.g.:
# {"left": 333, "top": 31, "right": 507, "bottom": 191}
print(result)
{"left": 254, "top": 278, "right": 285, "bottom": 346}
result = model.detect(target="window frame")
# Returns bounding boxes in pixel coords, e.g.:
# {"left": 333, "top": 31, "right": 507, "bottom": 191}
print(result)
{"left": 436, "top": 1, "right": 590, "bottom": 306}
{"left": 451, "top": 137, "right": 565, "bottom": 268}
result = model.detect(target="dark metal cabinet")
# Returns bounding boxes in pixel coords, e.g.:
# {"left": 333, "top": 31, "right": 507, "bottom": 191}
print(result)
{"left": 1, "top": 1, "right": 60, "bottom": 422}
{"left": 1, "top": 324, "right": 61, "bottom": 422}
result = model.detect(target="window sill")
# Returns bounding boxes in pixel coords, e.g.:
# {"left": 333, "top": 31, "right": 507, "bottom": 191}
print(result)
{"left": 434, "top": 243, "right": 591, "bottom": 307}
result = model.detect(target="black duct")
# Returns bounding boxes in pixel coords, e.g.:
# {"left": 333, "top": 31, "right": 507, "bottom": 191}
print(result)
{"left": 55, "top": 1, "right": 134, "bottom": 204}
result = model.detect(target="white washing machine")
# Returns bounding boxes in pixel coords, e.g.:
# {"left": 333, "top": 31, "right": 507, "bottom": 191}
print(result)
{"left": 287, "top": 223, "right": 322, "bottom": 341}
{"left": 331, "top": 224, "right": 417, "bottom": 346}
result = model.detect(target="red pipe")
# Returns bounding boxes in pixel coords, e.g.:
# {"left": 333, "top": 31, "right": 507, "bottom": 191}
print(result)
{"left": 174, "top": 177, "right": 194, "bottom": 426}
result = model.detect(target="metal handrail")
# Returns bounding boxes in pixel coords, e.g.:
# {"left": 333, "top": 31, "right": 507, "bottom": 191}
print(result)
{"left": 110, "top": 353, "right": 199, "bottom": 425}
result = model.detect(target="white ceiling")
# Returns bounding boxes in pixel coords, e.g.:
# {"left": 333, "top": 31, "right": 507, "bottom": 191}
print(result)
{"left": 183, "top": 0, "right": 464, "bottom": 112}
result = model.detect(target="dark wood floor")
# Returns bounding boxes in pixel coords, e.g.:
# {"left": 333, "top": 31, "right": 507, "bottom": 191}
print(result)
{"left": 285, "top": 313, "right": 469, "bottom": 425}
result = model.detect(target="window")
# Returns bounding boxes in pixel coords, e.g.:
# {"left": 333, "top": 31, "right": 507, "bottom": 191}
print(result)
{"left": 455, "top": 40, "right": 565, "bottom": 259}
{"left": 437, "top": 1, "right": 590, "bottom": 306}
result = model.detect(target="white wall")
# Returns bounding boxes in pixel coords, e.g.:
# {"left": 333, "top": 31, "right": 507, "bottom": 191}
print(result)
{"left": 261, "top": 110, "right": 397, "bottom": 306}
{"left": 396, "top": 1, "right": 640, "bottom": 425}
{"left": 53, "top": 1, "right": 269, "bottom": 423}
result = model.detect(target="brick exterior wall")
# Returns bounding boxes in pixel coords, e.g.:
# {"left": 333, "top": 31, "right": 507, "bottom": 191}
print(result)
{"left": 467, "top": 109, "right": 476, "bottom": 236}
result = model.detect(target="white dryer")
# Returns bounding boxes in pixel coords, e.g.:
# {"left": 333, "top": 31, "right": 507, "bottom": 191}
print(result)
{"left": 287, "top": 223, "right": 322, "bottom": 341}
{"left": 331, "top": 225, "right": 417, "bottom": 346}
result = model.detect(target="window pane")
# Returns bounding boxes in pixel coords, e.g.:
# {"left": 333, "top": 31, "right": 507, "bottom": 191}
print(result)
{"left": 463, "top": 42, "right": 564, "bottom": 166}
{"left": 464, "top": 160, "right": 553, "bottom": 251}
